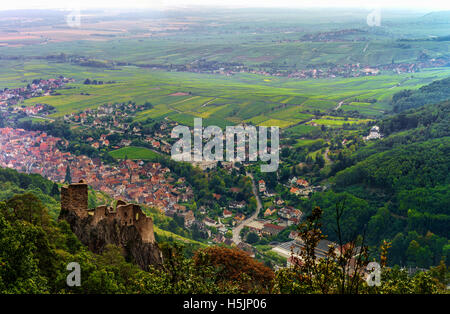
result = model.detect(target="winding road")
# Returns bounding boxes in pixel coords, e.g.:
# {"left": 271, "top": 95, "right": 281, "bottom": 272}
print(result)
{"left": 232, "top": 172, "right": 263, "bottom": 244}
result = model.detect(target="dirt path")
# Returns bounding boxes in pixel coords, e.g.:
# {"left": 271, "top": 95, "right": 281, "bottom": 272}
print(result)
{"left": 202, "top": 98, "right": 217, "bottom": 107}
{"left": 334, "top": 100, "right": 344, "bottom": 110}
{"left": 324, "top": 147, "right": 331, "bottom": 163}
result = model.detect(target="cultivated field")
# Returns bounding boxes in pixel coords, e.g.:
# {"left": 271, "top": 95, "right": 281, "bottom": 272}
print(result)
{"left": 109, "top": 146, "right": 161, "bottom": 160}
{"left": 7, "top": 60, "right": 449, "bottom": 129}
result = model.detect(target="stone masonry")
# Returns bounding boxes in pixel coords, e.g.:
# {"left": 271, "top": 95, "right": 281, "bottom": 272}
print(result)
{"left": 59, "top": 180, "right": 162, "bottom": 270}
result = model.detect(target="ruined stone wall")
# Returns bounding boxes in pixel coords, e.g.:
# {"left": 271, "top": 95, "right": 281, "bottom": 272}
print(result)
{"left": 135, "top": 214, "right": 156, "bottom": 243}
{"left": 61, "top": 181, "right": 88, "bottom": 219}
{"left": 114, "top": 203, "right": 156, "bottom": 243}
{"left": 59, "top": 182, "right": 161, "bottom": 269}
{"left": 92, "top": 205, "right": 108, "bottom": 225}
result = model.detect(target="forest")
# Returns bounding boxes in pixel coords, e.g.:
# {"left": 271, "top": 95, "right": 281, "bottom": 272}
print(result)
{"left": 319, "top": 87, "right": 450, "bottom": 268}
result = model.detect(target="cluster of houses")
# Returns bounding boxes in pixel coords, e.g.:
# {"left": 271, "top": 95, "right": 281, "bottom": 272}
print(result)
{"left": 288, "top": 177, "right": 325, "bottom": 197}
{"left": 8, "top": 103, "right": 49, "bottom": 115}
{"left": 245, "top": 220, "right": 286, "bottom": 238}
{"left": 261, "top": 203, "right": 303, "bottom": 228}
{"left": 236, "top": 55, "right": 450, "bottom": 80}
{"left": 0, "top": 77, "right": 73, "bottom": 107}
{"left": 63, "top": 103, "right": 174, "bottom": 154}
{"left": 286, "top": 64, "right": 381, "bottom": 80}
{"left": 64, "top": 102, "right": 147, "bottom": 129}
{"left": 0, "top": 127, "right": 194, "bottom": 214}
{"left": 289, "top": 177, "right": 311, "bottom": 197}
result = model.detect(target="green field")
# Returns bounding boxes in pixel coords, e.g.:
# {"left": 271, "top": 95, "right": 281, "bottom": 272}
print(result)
{"left": 6, "top": 59, "right": 449, "bottom": 129}
{"left": 294, "top": 138, "right": 326, "bottom": 148}
{"left": 109, "top": 146, "right": 161, "bottom": 160}
{"left": 283, "top": 124, "right": 319, "bottom": 137}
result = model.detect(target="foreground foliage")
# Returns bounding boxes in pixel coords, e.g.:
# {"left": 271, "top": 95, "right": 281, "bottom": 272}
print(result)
{"left": 0, "top": 193, "right": 448, "bottom": 294}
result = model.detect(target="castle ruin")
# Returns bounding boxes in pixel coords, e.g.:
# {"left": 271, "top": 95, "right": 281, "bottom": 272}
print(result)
{"left": 60, "top": 180, "right": 162, "bottom": 269}
{"left": 61, "top": 181, "right": 89, "bottom": 219}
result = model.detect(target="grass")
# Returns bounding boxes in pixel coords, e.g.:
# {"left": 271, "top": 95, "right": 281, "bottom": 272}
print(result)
{"left": 295, "top": 138, "right": 325, "bottom": 148}
{"left": 109, "top": 146, "right": 161, "bottom": 160}
{"left": 308, "top": 116, "right": 372, "bottom": 127}
{"left": 154, "top": 226, "right": 206, "bottom": 246}
{"left": 283, "top": 124, "right": 319, "bottom": 137}
{"left": 258, "top": 119, "right": 296, "bottom": 128}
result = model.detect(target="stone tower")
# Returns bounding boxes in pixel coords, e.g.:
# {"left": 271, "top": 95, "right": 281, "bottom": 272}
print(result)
{"left": 61, "top": 180, "right": 88, "bottom": 218}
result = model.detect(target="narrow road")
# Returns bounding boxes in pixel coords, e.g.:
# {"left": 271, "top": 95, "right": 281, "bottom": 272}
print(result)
{"left": 232, "top": 172, "right": 263, "bottom": 244}
{"left": 31, "top": 115, "right": 55, "bottom": 122}
{"left": 334, "top": 100, "right": 344, "bottom": 110}
{"left": 324, "top": 147, "right": 331, "bottom": 163}
{"left": 363, "top": 42, "right": 369, "bottom": 53}
{"left": 202, "top": 98, "right": 217, "bottom": 107}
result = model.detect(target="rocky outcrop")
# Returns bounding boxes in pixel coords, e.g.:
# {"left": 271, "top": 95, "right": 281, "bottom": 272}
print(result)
{"left": 59, "top": 181, "right": 163, "bottom": 270}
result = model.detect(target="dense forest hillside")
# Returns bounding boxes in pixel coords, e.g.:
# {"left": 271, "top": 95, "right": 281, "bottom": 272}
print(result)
{"left": 317, "top": 82, "right": 450, "bottom": 268}
{"left": 390, "top": 77, "right": 450, "bottom": 112}
{"left": 0, "top": 167, "right": 60, "bottom": 217}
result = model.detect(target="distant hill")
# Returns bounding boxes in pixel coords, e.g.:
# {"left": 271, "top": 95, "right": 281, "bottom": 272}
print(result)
{"left": 420, "top": 11, "right": 450, "bottom": 23}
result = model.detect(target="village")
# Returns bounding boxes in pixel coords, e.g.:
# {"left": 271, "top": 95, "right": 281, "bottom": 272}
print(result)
{"left": 171, "top": 56, "right": 450, "bottom": 80}
{"left": 0, "top": 77, "right": 74, "bottom": 107}
{"left": 63, "top": 102, "right": 174, "bottom": 154}
{"left": 0, "top": 127, "right": 194, "bottom": 213}
{"left": 0, "top": 78, "right": 338, "bottom": 266}
{"left": 0, "top": 126, "right": 314, "bottom": 261}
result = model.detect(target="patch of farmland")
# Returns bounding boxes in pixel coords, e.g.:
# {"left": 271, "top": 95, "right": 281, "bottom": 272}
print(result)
{"left": 301, "top": 98, "right": 336, "bottom": 110}
{"left": 236, "top": 102, "right": 282, "bottom": 120}
{"left": 348, "top": 102, "right": 373, "bottom": 107}
{"left": 135, "top": 103, "right": 173, "bottom": 120}
{"left": 283, "top": 124, "right": 319, "bottom": 137}
{"left": 258, "top": 119, "right": 296, "bottom": 128}
{"left": 169, "top": 92, "right": 190, "bottom": 96}
{"left": 196, "top": 104, "right": 228, "bottom": 118}
{"left": 308, "top": 117, "right": 371, "bottom": 127}
{"left": 172, "top": 96, "right": 216, "bottom": 112}
{"left": 341, "top": 104, "right": 384, "bottom": 115}
{"left": 268, "top": 105, "right": 313, "bottom": 121}
{"left": 109, "top": 146, "right": 161, "bottom": 160}
{"left": 244, "top": 115, "right": 270, "bottom": 125}
{"left": 294, "top": 138, "right": 325, "bottom": 148}
{"left": 168, "top": 112, "right": 198, "bottom": 127}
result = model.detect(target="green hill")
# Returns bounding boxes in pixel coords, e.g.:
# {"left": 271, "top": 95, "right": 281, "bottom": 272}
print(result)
{"left": 310, "top": 79, "right": 450, "bottom": 268}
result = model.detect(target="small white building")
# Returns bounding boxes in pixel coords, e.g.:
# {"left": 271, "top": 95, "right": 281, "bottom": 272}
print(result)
{"left": 364, "top": 126, "right": 382, "bottom": 141}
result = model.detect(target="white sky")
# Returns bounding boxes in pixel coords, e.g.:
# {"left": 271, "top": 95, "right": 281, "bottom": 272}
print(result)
{"left": 1, "top": 0, "right": 449, "bottom": 11}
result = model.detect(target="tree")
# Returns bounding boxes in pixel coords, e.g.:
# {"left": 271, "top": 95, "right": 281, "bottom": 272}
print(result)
{"left": 246, "top": 232, "right": 259, "bottom": 244}
{"left": 193, "top": 246, "right": 274, "bottom": 292}
{"left": 64, "top": 165, "right": 72, "bottom": 184}
{"left": 315, "top": 154, "right": 325, "bottom": 168}
{"left": 406, "top": 240, "right": 420, "bottom": 266}
{"left": 225, "top": 230, "right": 233, "bottom": 239}
{"left": 0, "top": 213, "right": 49, "bottom": 293}
{"left": 443, "top": 244, "right": 450, "bottom": 264}
{"left": 5, "top": 193, "right": 50, "bottom": 228}
{"left": 159, "top": 243, "right": 239, "bottom": 293}
{"left": 273, "top": 205, "right": 370, "bottom": 294}
{"left": 50, "top": 183, "right": 60, "bottom": 198}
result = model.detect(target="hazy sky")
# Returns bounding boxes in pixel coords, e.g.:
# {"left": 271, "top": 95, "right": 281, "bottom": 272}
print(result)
{"left": 1, "top": 0, "right": 449, "bottom": 11}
